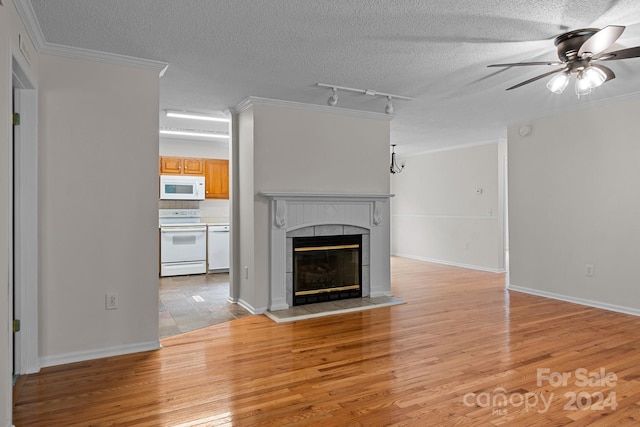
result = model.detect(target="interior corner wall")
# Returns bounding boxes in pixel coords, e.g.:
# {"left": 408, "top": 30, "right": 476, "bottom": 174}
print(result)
{"left": 508, "top": 96, "right": 640, "bottom": 312}
{"left": 38, "top": 54, "right": 161, "bottom": 365}
{"left": 237, "top": 103, "right": 390, "bottom": 312}
{"left": 391, "top": 142, "right": 504, "bottom": 272}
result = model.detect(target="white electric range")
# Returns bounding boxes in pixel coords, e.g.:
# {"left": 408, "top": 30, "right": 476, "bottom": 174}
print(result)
{"left": 159, "top": 209, "right": 207, "bottom": 277}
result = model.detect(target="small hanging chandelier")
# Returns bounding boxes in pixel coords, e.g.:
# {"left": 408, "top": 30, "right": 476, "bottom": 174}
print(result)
{"left": 390, "top": 144, "right": 404, "bottom": 174}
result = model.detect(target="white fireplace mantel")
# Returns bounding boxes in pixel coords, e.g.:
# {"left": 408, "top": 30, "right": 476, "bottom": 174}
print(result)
{"left": 260, "top": 192, "right": 394, "bottom": 311}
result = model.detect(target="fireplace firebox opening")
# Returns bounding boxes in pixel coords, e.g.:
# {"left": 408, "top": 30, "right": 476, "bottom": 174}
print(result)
{"left": 292, "top": 234, "right": 362, "bottom": 306}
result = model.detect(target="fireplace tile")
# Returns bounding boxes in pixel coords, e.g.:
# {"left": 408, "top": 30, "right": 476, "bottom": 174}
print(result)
{"left": 303, "top": 301, "right": 343, "bottom": 313}
{"left": 362, "top": 234, "right": 370, "bottom": 266}
{"left": 344, "top": 225, "right": 369, "bottom": 235}
{"left": 362, "top": 265, "right": 370, "bottom": 297}
{"left": 314, "top": 224, "right": 344, "bottom": 236}
{"left": 287, "top": 227, "right": 314, "bottom": 238}
{"left": 286, "top": 238, "right": 293, "bottom": 272}
{"left": 332, "top": 298, "right": 375, "bottom": 309}
{"left": 286, "top": 273, "right": 293, "bottom": 306}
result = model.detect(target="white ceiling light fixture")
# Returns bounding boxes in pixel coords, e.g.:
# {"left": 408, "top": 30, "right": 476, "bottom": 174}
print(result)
{"left": 316, "top": 83, "right": 413, "bottom": 114}
{"left": 575, "top": 71, "right": 593, "bottom": 96}
{"left": 546, "top": 71, "right": 570, "bottom": 94}
{"left": 165, "top": 110, "right": 229, "bottom": 123}
{"left": 582, "top": 65, "right": 607, "bottom": 88}
{"left": 160, "top": 128, "right": 229, "bottom": 139}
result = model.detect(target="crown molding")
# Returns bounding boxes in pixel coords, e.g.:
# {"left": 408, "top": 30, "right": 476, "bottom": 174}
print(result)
{"left": 39, "top": 42, "right": 169, "bottom": 75}
{"left": 14, "top": 0, "right": 169, "bottom": 75}
{"left": 233, "top": 96, "right": 396, "bottom": 121}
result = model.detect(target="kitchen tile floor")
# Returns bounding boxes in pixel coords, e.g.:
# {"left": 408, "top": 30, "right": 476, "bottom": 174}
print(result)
{"left": 159, "top": 273, "right": 252, "bottom": 339}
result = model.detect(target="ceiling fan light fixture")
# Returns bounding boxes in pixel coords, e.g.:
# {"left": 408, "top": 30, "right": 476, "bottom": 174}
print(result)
{"left": 583, "top": 66, "right": 607, "bottom": 88}
{"left": 546, "top": 72, "right": 570, "bottom": 94}
{"left": 575, "top": 72, "right": 592, "bottom": 96}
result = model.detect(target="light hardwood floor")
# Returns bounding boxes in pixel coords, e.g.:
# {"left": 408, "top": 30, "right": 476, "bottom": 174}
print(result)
{"left": 13, "top": 257, "right": 640, "bottom": 426}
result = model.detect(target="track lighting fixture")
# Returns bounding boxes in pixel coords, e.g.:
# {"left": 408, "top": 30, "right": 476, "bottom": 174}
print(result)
{"left": 390, "top": 144, "right": 404, "bottom": 174}
{"left": 327, "top": 87, "right": 338, "bottom": 106}
{"left": 385, "top": 97, "right": 394, "bottom": 115}
{"left": 317, "top": 83, "right": 413, "bottom": 114}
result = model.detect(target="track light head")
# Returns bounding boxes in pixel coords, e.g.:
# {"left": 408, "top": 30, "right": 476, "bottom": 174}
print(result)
{"left": 327, "top": 88, "right": 338, "bottom": 106}
{"left": 385, "top": 97, "right": 394, "bottom": 115}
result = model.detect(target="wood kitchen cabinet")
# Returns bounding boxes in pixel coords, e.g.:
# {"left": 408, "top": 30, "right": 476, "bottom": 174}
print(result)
{"left": 204, "top": 159, "right": 229, "bottom": 199}
{"left": 159, "top": 156, "right": 205, "bottom": 175}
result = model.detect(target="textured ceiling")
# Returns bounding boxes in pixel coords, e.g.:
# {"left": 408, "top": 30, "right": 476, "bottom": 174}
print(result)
{"left": 26, "top": 0, "right": 640, "bottom": 154}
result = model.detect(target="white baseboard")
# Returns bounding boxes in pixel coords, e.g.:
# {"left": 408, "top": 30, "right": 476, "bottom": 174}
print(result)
{"left": 507, "top": 284, "right": 640, "bottom": 317}
{"left": 237, "top": 298, "right": 266, "bottom": 315}
{"left": 40, "top": 340, "right": 161, "bottom": 368}
{"left": 392, "top": 253, "right": 505, "bottom": 274}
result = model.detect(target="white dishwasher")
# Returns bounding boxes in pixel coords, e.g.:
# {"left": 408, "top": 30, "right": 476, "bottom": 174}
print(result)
{"left": 208, "top": 225, "right": 230, "bottom": 271}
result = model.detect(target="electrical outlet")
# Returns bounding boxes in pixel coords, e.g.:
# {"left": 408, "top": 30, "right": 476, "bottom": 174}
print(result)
{"left": 244, "top": 266, "right": 249, "bottom": 279}
{"left": 105, "top": 292, "right": 119, "bottom": 310}
{"left": 585, "top": 264, "right": 594, "bottom": 277}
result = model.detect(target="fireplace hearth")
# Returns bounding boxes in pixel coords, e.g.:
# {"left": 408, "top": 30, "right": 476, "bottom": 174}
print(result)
{"left": 293, "top": 234, "right": 362, "bottom": 305}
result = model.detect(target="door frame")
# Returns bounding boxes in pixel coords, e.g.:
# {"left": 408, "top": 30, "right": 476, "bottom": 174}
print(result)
{"left": 11, "top": 49, "right": 39, "bottom": 375}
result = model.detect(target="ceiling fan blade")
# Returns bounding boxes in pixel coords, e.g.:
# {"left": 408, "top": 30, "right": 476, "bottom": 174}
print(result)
{"left": 505, "top": 67, "right": 567, "bottom": 90}
{"left": 595, "top": 46, "right": 640, "bottom": 61}
{"left": 488, "top": 61, "right": 563, "bottom": 67}
{"left": 578, "top": 25, "right": 625, "bottom": 57}
{"left": 589, "top": 64, "right": 616, "bottom": 82}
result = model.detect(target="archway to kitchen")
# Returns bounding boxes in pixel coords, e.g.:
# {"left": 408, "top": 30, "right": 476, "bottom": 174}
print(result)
{"left": 158, "top": 112, "right": 248, "bottom": 338}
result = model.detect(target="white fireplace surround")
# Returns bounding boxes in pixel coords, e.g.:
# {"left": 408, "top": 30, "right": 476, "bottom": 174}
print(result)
{"left": 260, "top": 192, "right": 394, "bottom": 311}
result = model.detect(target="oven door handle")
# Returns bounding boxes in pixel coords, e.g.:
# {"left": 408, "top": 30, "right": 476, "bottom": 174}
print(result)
{"left": 161, "top": 226, "right": 207, "bottom": 233}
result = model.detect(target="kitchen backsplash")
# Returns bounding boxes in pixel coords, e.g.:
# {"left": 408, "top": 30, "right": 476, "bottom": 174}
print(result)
{"left": 159, "top": 199, "right": 230, "bottom": 224}
{"left": 159, "top": 200, "right": 199, "bottom": 209}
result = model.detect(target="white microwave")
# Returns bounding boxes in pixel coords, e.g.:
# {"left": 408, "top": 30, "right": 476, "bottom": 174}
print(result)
{"left": 160, "top": 175, "right": 205, "bottom": 200}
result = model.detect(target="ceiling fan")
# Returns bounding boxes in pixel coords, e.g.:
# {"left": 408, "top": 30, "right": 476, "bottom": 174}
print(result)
{"left": 488, "top": 25, "right": 640, "bottom": 95}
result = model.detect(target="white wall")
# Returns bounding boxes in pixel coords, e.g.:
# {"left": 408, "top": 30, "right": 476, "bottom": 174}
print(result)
{"left": 508, "top": 96, "right": 640, "bottom": 312}
{"left": 236, "top": 101, "right": 391, "bottom": 312}
{"left": 237, "top": 108, "right": 255, "bottom": 308}
{"left": 38, "top": 54, "right": 161, "bottom": 365}
{"left": 391, "top": 142, "right": 505, "bottom": 272}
